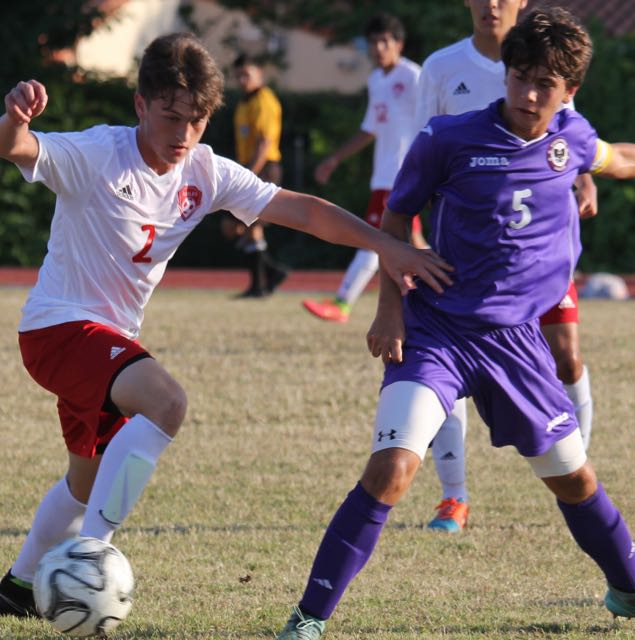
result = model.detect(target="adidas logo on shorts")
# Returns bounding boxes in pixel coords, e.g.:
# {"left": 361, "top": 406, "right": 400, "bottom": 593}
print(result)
{"left": 558, "top": 294, "right": 576, "bottom": 309}
{"left": 110, "top": 346, "right": 126, "bottom": 360}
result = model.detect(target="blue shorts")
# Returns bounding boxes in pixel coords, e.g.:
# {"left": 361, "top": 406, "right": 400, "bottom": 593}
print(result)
{"left": 382, "top": 301, "right": 578, "bottom": 457}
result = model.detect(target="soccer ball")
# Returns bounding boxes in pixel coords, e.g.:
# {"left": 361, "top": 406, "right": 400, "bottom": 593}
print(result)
{"left": 33, "top": 536, "right": 134, "bottom": 637}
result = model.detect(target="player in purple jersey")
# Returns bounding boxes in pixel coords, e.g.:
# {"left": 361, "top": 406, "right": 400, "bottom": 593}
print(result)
{"left": 276, "top": 9, "right": 635, "bottom": 638}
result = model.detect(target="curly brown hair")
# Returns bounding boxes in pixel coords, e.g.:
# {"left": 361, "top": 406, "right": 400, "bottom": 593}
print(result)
{"left": 502, "top": 7, "right": 593, "bottom": 88}
{"left": 138, "top": 32, "right": 224, "bottom": 116}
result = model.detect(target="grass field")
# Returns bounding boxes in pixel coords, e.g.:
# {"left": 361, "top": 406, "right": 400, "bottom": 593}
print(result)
{"left": 0, "top": 287, "right": 634, "bottom": 639}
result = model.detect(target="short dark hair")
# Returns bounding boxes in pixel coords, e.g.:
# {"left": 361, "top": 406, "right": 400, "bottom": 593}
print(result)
{"left": 232, "top": 53, "right": 260, "bottom": 69}
{"left": 138, "top": 32, "right": 224, "bottom": 116}
{"left": 364, "top": 13, "right": 405, "bottom": 42}
{"left": 502, "top": 7, "right": 593, "bottom": 88}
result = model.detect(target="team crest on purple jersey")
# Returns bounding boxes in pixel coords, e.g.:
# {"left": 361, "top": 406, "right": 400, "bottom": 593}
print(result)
{"left": 547, "top": 137, "right": 570, "bottom": 171}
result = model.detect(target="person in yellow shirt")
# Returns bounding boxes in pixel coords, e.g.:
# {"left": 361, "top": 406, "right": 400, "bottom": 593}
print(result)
{"left": 222, "top": 54, "right": 288, "bottom": 297}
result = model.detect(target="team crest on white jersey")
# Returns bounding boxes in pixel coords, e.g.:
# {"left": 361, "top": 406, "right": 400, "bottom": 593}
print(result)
{"left": 177, "top": 185, "right": 203, "bottom": 220}
{"left": 392, "top": 81, "right": 405, "bottom": 98}
{"left": 547, "top": 137, "right": 569, "bottom": 171}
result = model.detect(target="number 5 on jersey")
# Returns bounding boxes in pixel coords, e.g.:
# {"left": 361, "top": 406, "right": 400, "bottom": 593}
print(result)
{"left": 132, "top": 224, "right": 156, "bottom": 263}
{"left": 509, "top": 189, "right": 533, "bottom": 230}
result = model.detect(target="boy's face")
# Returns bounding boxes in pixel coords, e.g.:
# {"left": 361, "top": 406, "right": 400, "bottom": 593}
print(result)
{"left": 465, "top": 0, "right": 528, "bottom": 41}
{"left": 367, "top": 31, "right": 403, "bottom": 71}
{"left": 235, "top": 64, "right": 263, "bottom": 94}
{"left": 503, "top": 65, "right": 577, "bottom": 139}
{"left": 134, "top": 89, "right": 209, "bottom": 174}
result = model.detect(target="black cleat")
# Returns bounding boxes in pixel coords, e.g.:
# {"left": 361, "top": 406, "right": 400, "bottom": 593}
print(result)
{"left": 266, "top": 265, "right": 289, "bottom": 293}
{"left": 0, "top": 571, "right": 38, "bottom": 618}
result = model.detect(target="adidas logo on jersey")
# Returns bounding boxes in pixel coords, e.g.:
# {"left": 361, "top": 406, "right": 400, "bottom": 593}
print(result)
{"left": 116, "top": 184, "right": 134, "bottom": 201}
{"left": 440, "top": 451, "right": 456, "bottom": 461}
{"left": 110, "top": 346, "right": 127, "bottom": 360}
{"left": 453, "top": 81, "right": 470, "bottom": 95}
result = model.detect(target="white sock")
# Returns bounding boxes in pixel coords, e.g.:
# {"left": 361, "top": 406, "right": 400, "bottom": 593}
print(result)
{"left": 432, "top": 398, "right": 468, "bottom": 501}
{"left": 336, "top": 249, "right": 379, "bottom": 305}
{"left": 12, "top": 477, "right": 86, "bottom": 583}
{"left": 80, "top": 414, "right": 172, "bottom": 541}
{"left": 564, "top": 365, "right": 593, "bottom": 451}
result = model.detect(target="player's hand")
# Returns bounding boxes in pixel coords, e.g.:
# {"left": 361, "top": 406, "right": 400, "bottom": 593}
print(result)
{"left": 367, "top": 306, "right": 405, "bottom": 364}
{"left": 575, "top": 174, "right": 598, "bottom": 219}
{"left": 314, "top": 156, "right": 338, "bottom": 185}
{"left": 380, "top": 240, "right": 454, "bottom": 296}
{"left": 5, "top": 80, "right": 48, "bottom": 125}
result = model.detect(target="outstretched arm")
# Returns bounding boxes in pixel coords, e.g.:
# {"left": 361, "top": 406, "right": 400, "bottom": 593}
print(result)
{"left": 259, "top": 190, "right": 453, "bottom": 296}
{"left": 0, "top": 80, "right": 47, "bottom": 168}
{"left": 314, "top": 130, "right": 374, "bottom": 184}
{"left": 593, "top": 141, "right": 635, "bottom": 180}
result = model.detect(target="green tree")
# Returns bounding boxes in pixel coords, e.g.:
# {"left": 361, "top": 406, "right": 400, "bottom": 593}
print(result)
{"left": 202, "top": 1, "right": 471, "bottom": 62}
{"left": 0, "top": 2, "right": 136, "bottom": 266}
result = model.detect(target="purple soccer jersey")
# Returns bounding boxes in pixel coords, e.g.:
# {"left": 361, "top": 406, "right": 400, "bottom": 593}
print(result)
{"left": 388, "top": 99, "right": 598, "bottom": 329}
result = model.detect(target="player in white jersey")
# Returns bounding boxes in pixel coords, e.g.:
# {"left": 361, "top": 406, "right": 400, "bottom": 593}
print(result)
{"left": 302, "top": 13, "right": 424, "bottom": 324}
{"left": 415, "top": 0, "right": 597, "bottom": 533}
{"left": 0, "top": 32, "right": 451, "bottom": 619}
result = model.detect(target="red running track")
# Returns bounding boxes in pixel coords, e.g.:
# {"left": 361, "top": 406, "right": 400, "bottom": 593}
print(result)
{"left": 0, "top": 267, "right": 633, "bottom": 295}
{"left": 0, "top": 267, "right": 361, "bottom": 292}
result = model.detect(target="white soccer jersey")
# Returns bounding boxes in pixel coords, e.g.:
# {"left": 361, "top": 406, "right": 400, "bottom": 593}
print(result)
{"left": 18, "top": 125, "right": 280, "bottom": 338}
{"left": 360, "top": 57, "right": 421, "bottom": 190}
{"left": 415, "top": 36, "right": 574, "bottom": 128}
{"left": 415, "top": 37, "right": 505, "bottom": 127}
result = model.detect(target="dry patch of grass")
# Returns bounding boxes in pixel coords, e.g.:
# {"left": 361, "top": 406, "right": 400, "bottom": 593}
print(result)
{"left": 1, "top": 288, "right": 634, "bottom": 639}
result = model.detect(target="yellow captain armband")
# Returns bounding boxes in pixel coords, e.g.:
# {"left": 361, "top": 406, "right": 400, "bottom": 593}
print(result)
{"left": 590, "top": 139, "right": 613, "bottom": 174}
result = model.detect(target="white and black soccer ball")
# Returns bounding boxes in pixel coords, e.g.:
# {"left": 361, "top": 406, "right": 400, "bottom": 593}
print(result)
{"left": 33, "top": 536, "right": 134, "bottom": 637}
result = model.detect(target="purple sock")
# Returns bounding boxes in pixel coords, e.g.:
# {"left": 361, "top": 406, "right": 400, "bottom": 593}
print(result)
{"left": 558, "top": 483, "right": 635, "bottom": 592}
{"left": 299, "top": 482, "right": 391, "bottom": 620}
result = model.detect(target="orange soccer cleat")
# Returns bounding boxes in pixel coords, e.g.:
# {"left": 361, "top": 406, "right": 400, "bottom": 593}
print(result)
{"left": 302, "top": 298, "right": 351, "bottom": 323}
{"left": 427, "top": 497, "right": 469, "bottom": 533}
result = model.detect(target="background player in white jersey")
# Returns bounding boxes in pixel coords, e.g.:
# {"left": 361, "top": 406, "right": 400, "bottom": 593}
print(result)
{"left": 302, "top": 13, "right": 424, "bottom": 324}
{"left": 415, "top": 0, "right": 597, "bottom": 533}
{"left": 0, "top": 32, "right": 450, "bottom": 618}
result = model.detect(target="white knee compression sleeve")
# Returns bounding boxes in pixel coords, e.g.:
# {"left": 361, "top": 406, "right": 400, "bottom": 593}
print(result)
{"left": 373, "top": 381, "right": 446, "bottom": 460}
{"left": 525, "top": 429, "right": 587, "bottom": 478}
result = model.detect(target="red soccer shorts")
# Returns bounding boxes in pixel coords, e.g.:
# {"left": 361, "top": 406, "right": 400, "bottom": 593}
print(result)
{"left": 365, "top": 189, "right": 422, "bottom": 234}
{"left": 540, "top": 280, "right": 579, "bottom": 326}
{"left": 19, "top": 321, "right": 152, "bottom": 457}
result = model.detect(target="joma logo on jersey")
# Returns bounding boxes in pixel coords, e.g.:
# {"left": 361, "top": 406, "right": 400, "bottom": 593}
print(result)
{"left": 177, "top": 185, "right": 202, "bottom": 220}
{"left": 469, "top": 156, "right": 510, "bottom": 167}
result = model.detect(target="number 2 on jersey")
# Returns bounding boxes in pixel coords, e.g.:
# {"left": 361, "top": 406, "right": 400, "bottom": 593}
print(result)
{"left": 509, "top": 189, "right": 533, "bottom": 230}
{"left": 132, "top": 224, "right": 156, "bottom": 263}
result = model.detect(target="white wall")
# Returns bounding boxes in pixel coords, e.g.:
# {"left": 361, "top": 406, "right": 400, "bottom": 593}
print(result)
{"left": 76, "top": 0, "right": 183, "bottom": 78}
{"left": 75, "top": 0, "right": 371, "bottom": 93}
